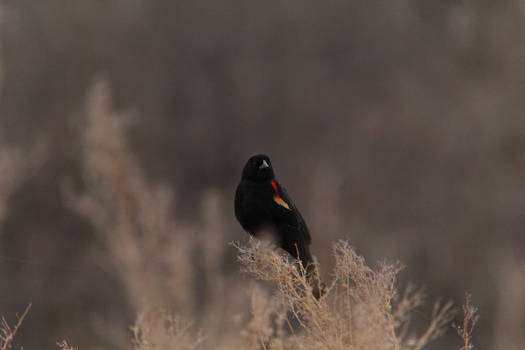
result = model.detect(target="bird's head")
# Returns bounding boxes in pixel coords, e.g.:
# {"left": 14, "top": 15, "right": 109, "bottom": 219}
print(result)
{"left": 241, "top": 154, "right": 275, "bottom": 181}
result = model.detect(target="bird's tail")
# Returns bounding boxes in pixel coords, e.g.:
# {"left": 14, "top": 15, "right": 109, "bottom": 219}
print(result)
{"left": 297, "top": 246, "right": 326, "bottom": 300}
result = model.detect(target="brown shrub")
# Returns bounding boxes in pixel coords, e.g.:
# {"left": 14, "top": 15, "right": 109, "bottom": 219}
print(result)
{"left": 234, "top": 239, "right": 457, "bottom": 350}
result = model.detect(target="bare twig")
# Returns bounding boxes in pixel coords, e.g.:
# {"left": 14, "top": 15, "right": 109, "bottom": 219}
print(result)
{"left": 0, "top": 303, "right": 31, "bottom": 350}
{"left": 235, "top": 239, "right": 458, "bottom": 350}
{"left": 57, "top": 340, "right": 78, "bottom": 350}
{"left": 411, "top": 300, "right": 456, "bottom": 350}
{"left": 453, "top": 293, "right": 478, "bottom": 350}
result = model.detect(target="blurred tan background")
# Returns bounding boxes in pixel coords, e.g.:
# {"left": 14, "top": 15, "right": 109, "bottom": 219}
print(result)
{"left": 1, "top": 1, "right": 524, "bottom": 349}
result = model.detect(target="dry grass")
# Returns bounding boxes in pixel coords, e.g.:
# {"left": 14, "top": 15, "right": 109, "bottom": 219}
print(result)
{"left": 63, "top": 78, "right": 469, "bottom": 350}
{"left": 131, "top": 309, "right": 204, "bottom": 350}
{"left": 0, "top": 304, "right": 31, "bottom": 350}
{"left": 64, "top": 79, "right": 247, "bottom": 349}
{"left": 57, "top": 340, "right": 78, "bottom": 350}
{"left": 0, "top": 78, "right": 478, "bottom": 350}
{"left": 2, "top": 1, "right": 525, "bottom": 347}
{"left": 454, "top": 294, "right": 479, "bottom": 350}
{"left": 234, "top": 239, "right": 458, "bottom": 350}
{"left": 64, "top": 78, "right": 195, "bottom": 314}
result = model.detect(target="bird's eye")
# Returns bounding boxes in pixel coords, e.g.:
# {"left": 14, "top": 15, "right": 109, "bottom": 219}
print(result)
{"left": 259, "top": 160, "right": 270, "bottom": 169}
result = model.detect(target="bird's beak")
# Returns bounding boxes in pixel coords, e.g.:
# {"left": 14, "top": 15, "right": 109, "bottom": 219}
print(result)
{"left": 259, "top": 160, "right": 270, "bottom": 169}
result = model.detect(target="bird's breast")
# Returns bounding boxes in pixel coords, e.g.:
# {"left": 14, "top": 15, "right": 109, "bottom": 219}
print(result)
{"left": 235, "top": 181, "right": 274, "bottom": 230}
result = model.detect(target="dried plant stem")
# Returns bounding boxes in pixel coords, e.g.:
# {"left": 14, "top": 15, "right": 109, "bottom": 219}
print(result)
{"left": 57, "top": 340, "right": 78, "bottom": 350}
{"left": 235, "top": 239, "right": 457, "bottom": 350}
{"left": 0, "top": 303, "right": 31, "bottom": 350}
{"left": 454, "top": 293, "right": 478, "bottom": 350}
{"left": 411, "top": 301, "right": 455, "bottom": 350}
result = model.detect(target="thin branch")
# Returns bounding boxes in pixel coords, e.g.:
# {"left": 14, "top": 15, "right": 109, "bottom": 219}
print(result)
{"left": 453, "top": 293, "right": 478, "bottom": 350}
{"left": 0, "top": 303, "right": 31, "bottom": 350}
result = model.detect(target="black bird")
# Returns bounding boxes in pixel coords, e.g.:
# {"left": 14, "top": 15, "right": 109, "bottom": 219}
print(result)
{"left": 235, "top": 154, "right": 323, "bottom": 297}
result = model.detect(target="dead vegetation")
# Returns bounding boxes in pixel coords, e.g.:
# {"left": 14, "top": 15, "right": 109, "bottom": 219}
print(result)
{"left": 234, "top": 239, "right": 458, "bottom": 350}
{"left": 0, "top": 79, "right": 479, "bottom": 350}
{"left": 454, "top": 294, "right": 479, "bottom": 350}
{"left": 131, "top": 309, "right": 204, "bottom": 350}
{"left": 0, "top": 304, "right": 30, "bottom": 350}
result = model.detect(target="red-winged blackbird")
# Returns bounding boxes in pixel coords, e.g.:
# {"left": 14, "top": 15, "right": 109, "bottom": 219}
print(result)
{"left": 235, "top": 154, "right": 323, "bottom": 298}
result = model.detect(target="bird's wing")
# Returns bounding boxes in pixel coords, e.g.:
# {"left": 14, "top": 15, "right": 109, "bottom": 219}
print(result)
{"left": 272, "top": 181, "right": 312, "bottom": 245}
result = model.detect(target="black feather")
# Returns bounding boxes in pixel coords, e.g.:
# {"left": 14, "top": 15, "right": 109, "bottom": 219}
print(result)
{"left": 235, "top": 154, "right": 324, "bottom": 298}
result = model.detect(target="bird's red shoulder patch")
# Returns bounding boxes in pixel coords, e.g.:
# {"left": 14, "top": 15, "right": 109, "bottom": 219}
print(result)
{"left": 271, "top": 180, "right": 291, "bottom": 210}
